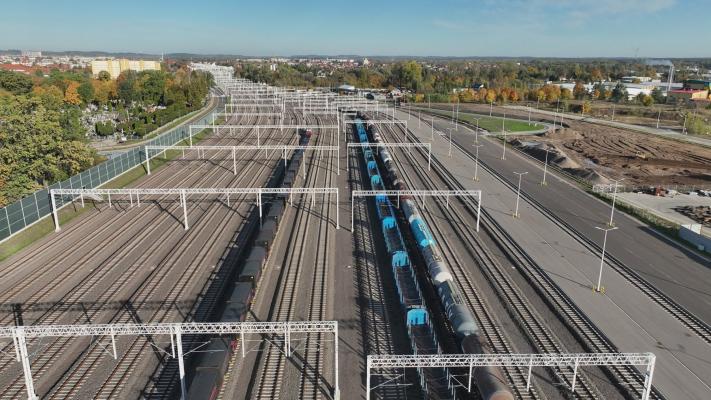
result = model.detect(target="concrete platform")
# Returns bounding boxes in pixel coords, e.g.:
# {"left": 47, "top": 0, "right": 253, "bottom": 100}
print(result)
{"left": 397, "top": 109, "right": 711, "bottom": 400}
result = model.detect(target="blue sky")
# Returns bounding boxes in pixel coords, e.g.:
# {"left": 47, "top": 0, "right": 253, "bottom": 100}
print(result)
{"left": 0, "top": 0, "right": 707, "bottom": 57}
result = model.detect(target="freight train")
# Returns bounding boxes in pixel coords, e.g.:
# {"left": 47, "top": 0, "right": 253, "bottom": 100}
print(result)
{"left": 186, "top": 128, "right": 313, "bottom": 399}
{"left": 359, "top": 115, "right": 514, "bottom": 400}
{"left": 355, "top": 119, "right": 453, "bottom": 398}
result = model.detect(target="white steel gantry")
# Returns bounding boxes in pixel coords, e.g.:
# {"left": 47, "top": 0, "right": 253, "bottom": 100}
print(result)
{"left": 366, "top": 353, "right": 656, "bottom": 400}
{"left": 346, "top": 142, "right": 431, "bottom": 171}
{"left": 1, "top": 321, "right": 339, "bottom": 400}
{"left": 49, "top": 187, "right": 340, "bottom": 231}
{"left": 351, "top": 190, "right": 482, "bottom": 232}
{"left": 144, "top": 144, "right": 341, "bottom": 175}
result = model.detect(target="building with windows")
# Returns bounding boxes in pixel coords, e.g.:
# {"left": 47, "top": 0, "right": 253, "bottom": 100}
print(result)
{"left": 90, "top": 59, "right": 161, "bottom": 79}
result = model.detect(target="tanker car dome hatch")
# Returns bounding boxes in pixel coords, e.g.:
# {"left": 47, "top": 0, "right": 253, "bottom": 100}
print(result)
{"left": 406, "top": 308, "right": 429, "bottom": 326}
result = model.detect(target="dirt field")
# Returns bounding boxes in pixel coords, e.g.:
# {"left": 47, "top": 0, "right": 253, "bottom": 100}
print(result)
{"left": 434, "top": 103, "right": 711, "bottom": 188}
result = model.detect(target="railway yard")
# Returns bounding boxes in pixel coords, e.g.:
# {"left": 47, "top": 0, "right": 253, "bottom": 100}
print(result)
{"left": 0, "top": 63, "right": 710, "bottom": 400}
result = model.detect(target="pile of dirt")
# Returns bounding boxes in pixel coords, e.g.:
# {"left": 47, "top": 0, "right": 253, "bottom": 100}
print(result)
{"left": 511, "top": 139, "right": 611, "bottom": 185}
{"left": 675, "top": 205, "right": 711, "bottom": 227}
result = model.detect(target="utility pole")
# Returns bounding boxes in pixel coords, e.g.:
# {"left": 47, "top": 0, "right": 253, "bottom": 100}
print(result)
{"left": 473, "top": 144, "right": 483, "bottom": 181}
{"left": 594, "top": 226, "right": 618, "bottom": 292}
{"left": 608, "top": 178, "right": 624, "bottom": 226}
{"left": 513, "top": 171, "right": 528, "bottom": 218}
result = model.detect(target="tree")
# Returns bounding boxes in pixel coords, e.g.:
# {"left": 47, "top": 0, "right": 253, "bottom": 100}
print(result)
{"left": 651, "top": 87, "right": 665, "bottom": 104}
{"left": 77, "top": 81, "right": 94, "bottom": 104}
{"left": 98, "top": 71, "right": 111, "bottom": 81}
{"left": 0, "top": 94, "right": 95, "bottom": 204}
{"left": 63, "top": 81, "right": 82, "bottom": 105}
{"left": 560, "top": 88, "right": 572, "bottom": 100}
{"left": 0, "top": 70, "right": 34, "bottom": 94}
{"left": 611, "top": 83, "right": 628, "bottom": 102}
{"left": 573, "top": 82, "right": 587, "bottom": 100}
{"left": 117, "top": 71, "right": 137, "bottom": 103}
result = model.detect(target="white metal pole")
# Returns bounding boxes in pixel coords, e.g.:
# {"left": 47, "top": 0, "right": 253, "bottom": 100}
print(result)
{"left": 232, "top": 147, "right": 237, "bottom": 175}
{"left": 17, "top": 329, "right": 37, "bottom": 400}
{"left": 473, "top": 145, "right": 482, "bottom": 181}
{"left": 145, "top": 146, "right": 151, "bottom": 175}
{"left": 656, "top": 108, "right": 661, "bottom": 129}
{"left": 542, "top": 148, "right": 550, "bottom": 185}
{"left": 476, "top": 193, "right": 481, "bottom": 233}
{"left": 175, "top": 327, "right": 187, "bottom": 400}
{"left": 526, "top": 358, "right": 533, "bottom": 391}
{"left": 642, "top": 355, "right": 656, "bottom": 400}
{"left": 571, "top": 357, "right": 579, "bottom": 392}
{"left": 448, "top": 128, "right": 453, "bottom": 157}
{"left": 427, "top": 146, "right": 431, "bottom": 171}
{"left": 110, "top": 327, "right": 117, "bottom": 359}
{"left": 51, "top": 191, "right": 60, "bottom": 232}
{"left": 351, "top": 192, "right": 354, "bottom": 231}
{"left": 108, "top": 193, "right": 111, "bottom": 208}
{"left": 501, "top": 130, "right": 507, "bottom": 160}
{"left": 333, "top": 324, "right": 340, "bottom": 399}
{"left": 336, "top": 189, "right": 340, "bottom": 229}
{"left": 513, "top": 172, "right": 527, "bottom": 218}
{"left": 181, "top": 190, "right": 188, "bottom": 230}
{"left": 468, "top": 361, "right": 473, "bottom": 392}
{"left": 366, "top": 358, "right": 371, "bottom": 400}
{"left": 595, "top": 227, "right": 615, "bottom": 292}
{"left": 609, "top": 179, "right": 623, "bottom": 226}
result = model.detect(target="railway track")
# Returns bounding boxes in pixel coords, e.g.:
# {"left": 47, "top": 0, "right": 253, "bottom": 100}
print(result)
{"left": 0, "top": 114, "right": 287, "bottom": 398}
{"left": 67, "top": 116, "right": 291, "bottom": 399}
{"left": 245, "top": 113, "right": 337, "bottom": 400}
{"left": 380, "top": 121, "right": 606, "bottom": 399}
{"left": 417, "top": 108, "right": 711, "bottom": 347}
{"left": 377, "top": 122, "right": 545, "bottom": 399}
{"left": 388, "top": 115, "right": 666, "bottom": 400}
{"left": 347, "top": 122, "right": 409, "bottom": 400}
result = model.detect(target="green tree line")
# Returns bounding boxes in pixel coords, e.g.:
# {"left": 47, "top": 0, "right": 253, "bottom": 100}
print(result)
{"left": 0, "top": 67, "right": 213, "bottom": 207}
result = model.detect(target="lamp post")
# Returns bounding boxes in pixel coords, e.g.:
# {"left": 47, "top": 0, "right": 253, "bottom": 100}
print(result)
{"left": 541, "top": 147, "right": 551, "bottom": 186}
{"left": 430, "top": 117, "right": 435, "bottom": 140}
{"left": 473, "top": 117, "right": 481, "bottom": 143}
{"left": 473, "top": 144, "right": 483, "bottom": 181}
{"left": 656, "top": 108, "right": 661, "bottom": 129}
{"left": 608, "top": 178, "right": 624, "bottom": 226}
{"left": 501, "top": 129, "right": 507, "bottom": 160}
{"left": 447, "top": 128, "right": 453, "bottom": 157}
{"left": 594, "top": 226, "right": 618, "bottom": 292}
{"left": 513, "top": 171, "right": 528, "bottom": 218}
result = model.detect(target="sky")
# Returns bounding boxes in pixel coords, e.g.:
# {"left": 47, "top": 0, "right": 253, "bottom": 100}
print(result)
{"left": 0, "top": 0, "right": 708, "bottom": 58}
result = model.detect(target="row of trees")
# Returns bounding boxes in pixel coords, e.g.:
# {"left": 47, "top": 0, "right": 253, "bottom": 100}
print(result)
{"left": 0, "top": 66, "right": 213, "bottom": 207}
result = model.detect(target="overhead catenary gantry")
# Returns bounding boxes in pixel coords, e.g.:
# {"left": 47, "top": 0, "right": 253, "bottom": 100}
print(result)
{"left": 351, "top": 189, "right": 482, "bottom": 231}
{"left": 2, "top": 321, "right": 339, "bottom": 400}
{"left": 366, "top": 353, "right": 657, "bottom": 400}
{"left": 144, "top": 144, "right": 341, "bottom": 175}
{"left": 50, "top": 187, "right": 340, "bottom": 232}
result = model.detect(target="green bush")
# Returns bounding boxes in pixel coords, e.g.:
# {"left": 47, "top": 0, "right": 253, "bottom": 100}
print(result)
{"left": 95, "top": 121, "right": 115, "bottom": 136}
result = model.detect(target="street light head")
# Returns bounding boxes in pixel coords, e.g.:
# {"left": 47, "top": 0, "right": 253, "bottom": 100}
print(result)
{"left": 595, "top": 226, "right": 619, "bottom": 232}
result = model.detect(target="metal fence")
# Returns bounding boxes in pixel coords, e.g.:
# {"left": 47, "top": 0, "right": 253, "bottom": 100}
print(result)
{"left": 0, "top": 107, "right": 219, "bottom": 243}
